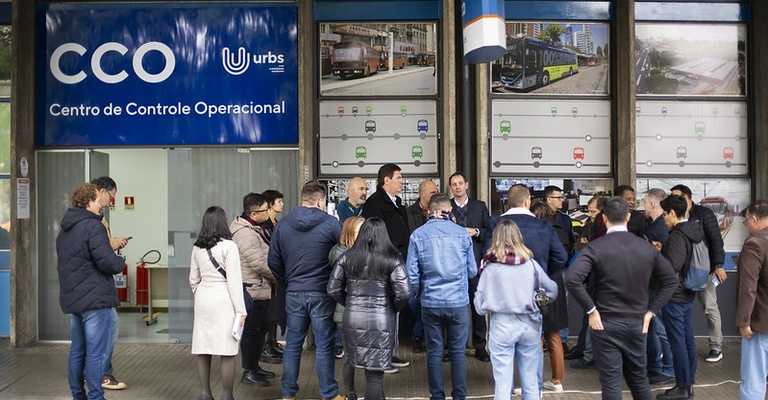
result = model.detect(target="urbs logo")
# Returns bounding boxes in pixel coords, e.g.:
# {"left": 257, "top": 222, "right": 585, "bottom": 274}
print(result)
{"left": 222, "top": 47, "right": 285, "bottom": 75}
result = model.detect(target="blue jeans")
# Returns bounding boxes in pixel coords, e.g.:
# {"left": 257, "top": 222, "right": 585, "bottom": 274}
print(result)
{"left": 282, "top": 291, "right": 338, "bottom": 399}
{"left": 408, "top": 291, "right": 424, "bottom": 340}
{"left": 591, "top": 319, "right": 652, "bottom": 400}
{"left": 102, "top": 307, "right": 118, "bottom": 376}
{"left": 488, "top": 314, "right": 541, "bottom": 400}
{"left": 647, "top": 311, "right": 674, "bottom": 376}
{"left": 422, "top": 306, "right": 469, "bottom": 400}
{"left": 68, "top": 308, "right": 112, "bottom": 400}
{"left": 662, "top": 301, "right": 697, "bottom": 387}
{"left": 740, "top": 332, "right": 768, "bottom": 399}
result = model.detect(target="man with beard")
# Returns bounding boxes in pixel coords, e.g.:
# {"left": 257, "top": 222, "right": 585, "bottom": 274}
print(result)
{"left": 338, "top": 177, "right": 369, "bottom": 224}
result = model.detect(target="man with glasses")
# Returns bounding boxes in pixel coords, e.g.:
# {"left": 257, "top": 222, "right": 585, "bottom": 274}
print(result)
{"left": 669, "top": 184, "right": 726, "bottom": 364}
{"left": 230, "top": 193, "right": 278, "bottom": 387}
{"left": 90, "top": 176, "right": 130, "bottom": 391}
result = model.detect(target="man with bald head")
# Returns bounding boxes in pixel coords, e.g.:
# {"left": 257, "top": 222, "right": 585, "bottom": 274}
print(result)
{"left": 337, "top": 177, "right": 369, "bottom": 224}
{"left": 407, "top": 179, "right": 439, "bottom": 231}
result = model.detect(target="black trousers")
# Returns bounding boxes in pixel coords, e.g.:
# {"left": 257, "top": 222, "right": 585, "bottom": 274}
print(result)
{"left": 591, "top": 319, "right": 652, "bottom": 400}
{"left": 467, "top": 276, "right": 487, "bottom": 351}
{"left": 241, "top": 299, "right": 270, "bottom": 370}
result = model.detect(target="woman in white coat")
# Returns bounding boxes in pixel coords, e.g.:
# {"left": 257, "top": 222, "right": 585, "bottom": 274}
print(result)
{"left": 190, "top": 206, "right": 247, "bottom": 400}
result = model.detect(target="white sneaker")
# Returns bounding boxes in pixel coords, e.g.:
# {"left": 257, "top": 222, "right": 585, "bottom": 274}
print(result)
{"left": 512, "top": 388, "right": 521, "bottom": 397}
{"left": 383, "top": 367, "right": 399, "bottom": 374}
{"left": 543, "top": 380, "right": 563, "bottom": 392}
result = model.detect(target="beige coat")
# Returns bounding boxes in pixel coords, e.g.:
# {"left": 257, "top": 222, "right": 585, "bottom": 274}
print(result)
{"left": 230, "top": 216, "right": 276, "bottom": 300}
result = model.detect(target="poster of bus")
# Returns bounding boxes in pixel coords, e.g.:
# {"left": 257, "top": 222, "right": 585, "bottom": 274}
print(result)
{"left": 319, "top": 22, "right": 437, "bottom": 96}
{"left": 635, "top": 23, "right": 746, "bottom": 96}
{"left": 490, "top": 22, "right": 610, "bottom": 95}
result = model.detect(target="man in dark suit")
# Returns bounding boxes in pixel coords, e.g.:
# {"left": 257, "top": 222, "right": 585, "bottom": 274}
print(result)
{"left": 362, "top": 163, "right": 410, "bottom": 260}
{"left": 361, "top": 163, "right": 411, "bottom": 369}
{"left": 566, "top": 196, "right": 677, "bottom": 400}
{"left": 449, "top": 171, "right": 491, "bottom": 362}
{"left": 483, "top": 184, "right": 568, "bottom": 391}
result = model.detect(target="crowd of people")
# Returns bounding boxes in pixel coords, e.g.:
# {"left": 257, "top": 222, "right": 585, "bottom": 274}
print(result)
{"left": 54, "top": 167, "right": 768, "bottom": 400}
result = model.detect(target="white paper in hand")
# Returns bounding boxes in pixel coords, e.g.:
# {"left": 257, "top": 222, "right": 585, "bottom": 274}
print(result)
{"left": 232, "top": 312, "right": 245, "bottom": 341}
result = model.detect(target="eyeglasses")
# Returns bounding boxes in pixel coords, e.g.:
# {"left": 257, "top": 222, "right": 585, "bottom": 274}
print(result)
{"left": 251, "top": 209, "right": 269, "bottom": 214}
{"left": 106, "top": 191, "right": 115, "bottom": 203}
{"left": 743, "top": 216, "right": 753, "bottom": 226}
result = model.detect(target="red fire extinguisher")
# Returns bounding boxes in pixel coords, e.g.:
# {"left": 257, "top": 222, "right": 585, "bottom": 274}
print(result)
{"left": 136, "top": 249, "right": 161, "bottom": 307}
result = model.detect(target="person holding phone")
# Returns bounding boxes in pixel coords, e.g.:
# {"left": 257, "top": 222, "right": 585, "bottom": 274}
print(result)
{"left": 90, "top": 176, "right": 130, "bottom": 391}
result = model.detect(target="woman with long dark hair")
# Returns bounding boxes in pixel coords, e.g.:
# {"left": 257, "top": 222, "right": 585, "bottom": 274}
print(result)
{"left": 189, "top": 206, "right": 247, "bottom": 400}
{"left": 327, "top": 218, "right": 411, "bottom": 400}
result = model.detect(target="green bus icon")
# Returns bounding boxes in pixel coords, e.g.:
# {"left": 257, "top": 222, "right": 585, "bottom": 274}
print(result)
{"left": 500, "top": 120, "right": 511, "bottom": 133}
{"left": 355, "top": 146, "right": 367, "bottom": 159}
{"left": 411, "top": 145, "right": 423, "bottom": 159}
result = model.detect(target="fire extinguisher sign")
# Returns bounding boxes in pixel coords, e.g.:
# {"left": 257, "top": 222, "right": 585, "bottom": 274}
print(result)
{"left": 124, "top": 196, "right": 135, "bottom": 211}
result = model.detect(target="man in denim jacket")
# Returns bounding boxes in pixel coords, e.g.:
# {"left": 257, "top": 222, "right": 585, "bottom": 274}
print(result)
{"left": 406, "top": 193, "right": 477, "bottom": 400}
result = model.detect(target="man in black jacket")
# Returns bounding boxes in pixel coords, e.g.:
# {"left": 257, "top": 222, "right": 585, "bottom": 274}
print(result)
{"left": 449, "top": 172, "right": 491, "bottom": 362}
{"left": 361, "top": 163, "right": 411, "bottom": 369}
{"left": 363, "top": 163, "right": 410, "bottom": 260}
{"left": 670, "top": 184, "right": 727, "bottom": 363}
{"left": 268, "top": 181, "right": 343, "bottom": 400}
{"left": 566, "top": 196, "right": 677, "bottom": 400}
{"left": 57, "top": 183, "right": 125, "bottom": 400}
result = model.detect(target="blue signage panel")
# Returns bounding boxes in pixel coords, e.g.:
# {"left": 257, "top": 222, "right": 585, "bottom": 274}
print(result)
{"left": 37, "top": 5, "right": 298, "bottom": 147}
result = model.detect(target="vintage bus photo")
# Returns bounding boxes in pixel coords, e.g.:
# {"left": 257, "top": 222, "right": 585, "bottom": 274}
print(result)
{"left": 332, "top": 41, "right": 381, "bottom": 79}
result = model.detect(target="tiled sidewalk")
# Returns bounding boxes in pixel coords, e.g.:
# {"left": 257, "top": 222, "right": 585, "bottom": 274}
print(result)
{"left": 0, "top": 338, "right": 742, "bottom": 399}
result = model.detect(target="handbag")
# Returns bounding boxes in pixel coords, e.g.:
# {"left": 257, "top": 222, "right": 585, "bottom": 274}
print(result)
{"left": 206, "top": 248, "right": 253, "bottom": 312}
{"left": 532, "top": 264, "right": 550, "bottom": 315}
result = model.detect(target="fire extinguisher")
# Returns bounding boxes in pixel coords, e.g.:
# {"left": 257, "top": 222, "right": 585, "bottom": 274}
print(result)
{"left": 136, "top": 249, "right": 161, "bottom": 307}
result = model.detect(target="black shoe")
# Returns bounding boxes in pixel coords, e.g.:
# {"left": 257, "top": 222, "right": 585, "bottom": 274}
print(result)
{"left": 242, "top": 370, "right": 270, "bottom": 386}
{"left": 705, "top": 349, "right": 723, "bottom": 363}
{"left": 344, "top": 394, "right": 358, "bottom": 400}
{"left": 254, "top": 367, "right": 276, "bottom": 379}
{"left": 564, "top": 349, "right": 584, "bottom": 360}
{"left": 260, "top": 345, "right": 282, "bottom": 364}
{"left": 412, "top": 339, "right": 425, "bottom": 354}
{"left": 561, "top": 342, "right": 570, "bottom": 354}
{"left": 270, "top": 340, "right": 285, "bottom": 355}
{"left": 569, "top": 358, "right": 595, "bottom": 369}
{"left": 391, "top": 356, "right": 409, "bottom": 368}
{"left": 475, "top": 349, "right": 490, "bottom": 362}
{"left": 656, "top": 385, "right": 691, "bottom": 399}
{"left": 442, "top": 352, "right": 450, "bottom": 362}
{"left": 648, "top": 373, "right": 675, "bottom": 385}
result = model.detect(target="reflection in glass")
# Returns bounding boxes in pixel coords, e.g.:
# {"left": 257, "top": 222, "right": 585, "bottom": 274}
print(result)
{"left": 0, "top": 103, "right": 8, "bottom": 174}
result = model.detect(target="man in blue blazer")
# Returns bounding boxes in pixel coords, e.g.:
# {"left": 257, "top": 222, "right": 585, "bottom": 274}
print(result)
{"left": 449, "top": 172, "right": 491, "bottom": 362}
{"left": 483, "top": 184, "right": 568, "bottom": 275}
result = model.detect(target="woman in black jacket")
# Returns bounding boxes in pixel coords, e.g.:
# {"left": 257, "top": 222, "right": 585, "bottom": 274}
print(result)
{"left": 327, "top": 218, "right": 411, "bottom": 400}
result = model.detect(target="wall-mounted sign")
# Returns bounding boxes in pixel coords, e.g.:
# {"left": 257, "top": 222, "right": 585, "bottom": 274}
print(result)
{"left": 319, "top": 22, "right": 437, "bottom": 97}
{"left": 38, "top": 5, "right": 298, "bottom": 147}
{"left": 124, "top": 196, "right": 135, "bottom": 211}
{"left": 490, "top": 99, "right": 611, "bottom": 175}
{"left": 491, "top": 22, "right": 610, "bottom": 96}
{"left": 318, "top": 101, "right": 438, "bottom": 175}
{"left": 636, "top": 101, "right": 747, "bottom": 176}
{"left": 635, "top": 24, "right": 746, "bottom": 97}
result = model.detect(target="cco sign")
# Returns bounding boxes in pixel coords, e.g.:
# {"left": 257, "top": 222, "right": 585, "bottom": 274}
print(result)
{"left": 50, "top": 42, "right": 175, "bottom": 84}
{"left": 38, "top": 5, "right": 298, "bottom": 147}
